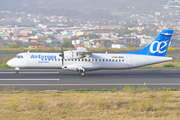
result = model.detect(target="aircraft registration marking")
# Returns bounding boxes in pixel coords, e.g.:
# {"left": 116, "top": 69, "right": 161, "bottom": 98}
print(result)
{"left": 38, "top": 61, "right": 49, "bottom": 63}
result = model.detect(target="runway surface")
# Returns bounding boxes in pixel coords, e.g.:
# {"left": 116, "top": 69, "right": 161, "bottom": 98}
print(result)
{"left": 0, "top": 69, "right": 180, "bottom": 91}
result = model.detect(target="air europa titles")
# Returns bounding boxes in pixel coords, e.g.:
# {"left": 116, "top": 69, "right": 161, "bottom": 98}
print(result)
{"left": 31, "top": 55, "right": 56, "bottom": 59}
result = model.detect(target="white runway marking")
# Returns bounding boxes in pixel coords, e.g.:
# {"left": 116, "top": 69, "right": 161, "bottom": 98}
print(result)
{"left": 0, "top": 79, "right": 60, "bottom": 81}
{"left": 0, "top": 83, "right": 179, "bottom": 86}
{"left": 0, "top": 72, "right": 59, "bottom": 74}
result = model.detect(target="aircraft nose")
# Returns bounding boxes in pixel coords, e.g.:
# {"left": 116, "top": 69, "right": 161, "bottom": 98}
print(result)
{"left": 7, "top": 59, "right": 13, "bottom": 67}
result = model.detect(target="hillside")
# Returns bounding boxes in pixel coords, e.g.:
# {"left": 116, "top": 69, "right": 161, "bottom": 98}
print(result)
{"left": 0, "top": 0, "right": 170, "bottom": 19}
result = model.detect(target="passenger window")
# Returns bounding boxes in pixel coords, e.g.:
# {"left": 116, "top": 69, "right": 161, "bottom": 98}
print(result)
{"left": 55, "top": 59, "right": 57, "bottom": 61}
{"left": 119, "top": 59, "right": 121, "bottom": 62}
{"left": 99, "top": 59, "right": 101, "bottom": 62}
{"left": 82, "top": 59, "right": 84, "bottom": 61}
{"left": 49, "top": 59, "right": 50, "bottom": 61}
{"left": 52, "top": 59, "right": 53, "bottom": 61}
{"left": 75, "top": 59, "right": 77, "bottom": 61}
{"left": 45, "top": 59, "right": 47, "bottom": 61}
{"left": 85, "top": 59, "right": 87, "bottom": 61}
{"left": 58, "top": 59, "right": 60, "bottom": 61}
{"left": 72, "top": 59, "right": 73, "bottom": 61}
{"left": 95, "top": 59, "right": 97, "bottom": 62}
{"left": 88, "top": 59, "right": 90, "bottom": 61}
{"left": 18, "top": 56, "right": 20, "bottom": 58}
{"left": 102, "top": 59, "right": 104, "bottom": 62}
{"left": 65, "top": 59, "right": 67, "bottom": 61}
{"left": 68, "top": 59, "right": 70, "bottom": 61}
{"left": 112, "top": 59, "right": 114, "bottom": 62}
{"left": 116, "top": 59, "right": 118, "bottom": 62}
{"left": 78, "top": 59, "right": 80, "bottom": 61}
{"left": 122, "top": 59, "right": 124, "bottom": 62}
{"left": 42, "top": 58, "right": 43, "bottom": 61}
{"left": 21, "top": 56, "right": 23, "bottom": 58}
{"left": 92, "top": 59, "right": 94, "bottom": 61}
{"left": 109, "top": 59, "right": 111, "bottom": 62}
{"left": 106, "top": 59, "right": 108, "bottom": 62}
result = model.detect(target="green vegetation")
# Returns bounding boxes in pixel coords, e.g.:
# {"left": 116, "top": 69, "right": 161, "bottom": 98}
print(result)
{"left": 163, "top": 63, "right": 175, "bottom": 68}
{"left": 8, "top": 43, "right": 24, "bottom": 49}
{"left": 63, "top": 39, "right": 74, "bottom": 48}
{"left": 73, "top": 89, "right": 117, "bottom": 92}
{"left": 0, "top": 57, "right": 14, "bottom": 69}
{"left": 3, "top": 86, "right": 180, "bottom": 94}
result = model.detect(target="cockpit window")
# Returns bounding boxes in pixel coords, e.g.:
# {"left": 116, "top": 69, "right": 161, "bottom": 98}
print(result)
{"left": 15, "top": 55, "right": 23, "bottom": 59}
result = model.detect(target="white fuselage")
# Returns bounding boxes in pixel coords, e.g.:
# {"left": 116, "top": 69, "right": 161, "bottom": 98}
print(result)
{"left": 7, "top": 52, "right": 172, "bottom": 71}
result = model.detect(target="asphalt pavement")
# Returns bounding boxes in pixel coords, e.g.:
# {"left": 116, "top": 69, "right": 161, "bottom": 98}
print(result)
{"left": 0, "top": 69, "right": 179, "bottom": 91}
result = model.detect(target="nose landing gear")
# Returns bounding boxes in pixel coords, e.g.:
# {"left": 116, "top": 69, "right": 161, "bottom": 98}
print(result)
{"left": 15, "top": 68, "right": 19, "bottom": 74}
{"left": 15, "top": 70, "right": 19, "bottom": 74}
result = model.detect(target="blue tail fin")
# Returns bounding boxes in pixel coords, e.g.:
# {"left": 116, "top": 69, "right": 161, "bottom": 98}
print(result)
{"left": 124, "top": 30, "right": 173, "bottom": 57}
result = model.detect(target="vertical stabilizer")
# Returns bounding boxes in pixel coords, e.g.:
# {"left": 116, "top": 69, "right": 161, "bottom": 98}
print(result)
{"left": 124, "top": 30, "right": 173, "bottom": 57}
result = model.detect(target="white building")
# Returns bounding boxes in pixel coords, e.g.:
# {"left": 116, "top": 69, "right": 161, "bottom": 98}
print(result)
{"left": 72, "top": 39, "right": 83, "bottom": 46}
{"left": 112, "top": 44, "right": 126, "bottom": 48}
{"left": 140, "top": 38, "right": 154, "bottom": 47}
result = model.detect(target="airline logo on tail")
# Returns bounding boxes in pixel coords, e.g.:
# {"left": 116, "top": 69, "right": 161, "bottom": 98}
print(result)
{"left": 150, "top": 41, "right": 168, "bottom": 54}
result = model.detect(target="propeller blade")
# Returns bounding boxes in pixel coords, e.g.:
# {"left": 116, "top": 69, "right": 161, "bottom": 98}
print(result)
{"left": 60, "top": 42, "right": 64, "bottom": 67}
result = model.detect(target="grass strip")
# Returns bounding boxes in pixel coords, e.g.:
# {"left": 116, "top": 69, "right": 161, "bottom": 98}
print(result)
{"left": 0, "top": 85, "right": 180, "bottom": 119}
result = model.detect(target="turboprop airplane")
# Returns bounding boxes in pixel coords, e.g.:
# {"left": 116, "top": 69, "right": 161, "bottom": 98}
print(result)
{"left": 7, "top": 30, "right": 173, "bottom": 77}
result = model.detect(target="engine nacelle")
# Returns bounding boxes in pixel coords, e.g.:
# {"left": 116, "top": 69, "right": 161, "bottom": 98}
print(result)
{"left": 61, "top": 47, "right": 92, "bottom": 59}
{"left": 63, "top": 51, "right": 80, "bottom": 59}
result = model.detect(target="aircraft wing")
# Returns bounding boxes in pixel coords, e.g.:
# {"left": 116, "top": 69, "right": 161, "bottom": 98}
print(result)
{"left": 75, "top": 47, "right": 92, "bottom": 57}
{"left": 76, "top": 51, "right": 92, "bottom": 56}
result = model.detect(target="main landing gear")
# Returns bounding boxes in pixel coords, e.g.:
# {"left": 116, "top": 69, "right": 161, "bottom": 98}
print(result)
{"left": 79, "top": 71, "right": 86, "bottom": 77}
{"left": 78, "top": 68, "right": 86, "bottom": 77}
{"left": 15, "top": 68, "right": 19, "bottom": 74}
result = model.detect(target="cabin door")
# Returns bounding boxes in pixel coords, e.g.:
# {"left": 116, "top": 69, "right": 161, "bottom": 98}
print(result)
{"left": 126, "top": 55, "right": 132, "bottom": 68}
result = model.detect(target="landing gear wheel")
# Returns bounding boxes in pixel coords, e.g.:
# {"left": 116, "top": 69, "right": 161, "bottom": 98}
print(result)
{"left": 15, "top": 68, "right": 19, "bottom": 74}
{"left": 15, "top": 70, "right": 19, "bottom": 74}
{"left": 80, "top": 72, "right": 86, "bottom": 77}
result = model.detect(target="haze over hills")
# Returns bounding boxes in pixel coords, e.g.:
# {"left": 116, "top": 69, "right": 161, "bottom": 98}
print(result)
{"left": 0, "top": 0, "right": 170, "bottom": 20}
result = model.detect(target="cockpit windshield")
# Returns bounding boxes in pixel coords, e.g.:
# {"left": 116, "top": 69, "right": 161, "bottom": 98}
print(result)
{"left": 15, "top": 55, "right": 23, "bottom": 59}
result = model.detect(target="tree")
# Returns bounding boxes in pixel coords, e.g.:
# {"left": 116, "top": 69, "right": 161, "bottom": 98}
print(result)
{"left": 78, "top": 34, "right": 99, "bottom": 39}
{"left": 8, "top": 43, "right": 23, "bottom": 48}
{"left": 89, "top": 34, "right": 99, "bottom": 39}
{"left": 63, "top": 39, "right": 74, "bottom": 48}
{"left": 48, "top": 35, "right": 55, "bottom": 40}
{"left": 126, "top": 43, "right": 133, "bottom": 48}
{"left": 31, "top": 31, "right": 37, "bottom": 36}
{"left": 9, "top": 32, "right": 13, "bottom": 37}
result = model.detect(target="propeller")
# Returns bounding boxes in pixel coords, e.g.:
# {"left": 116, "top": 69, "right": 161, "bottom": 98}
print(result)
{"left": 60, "top": 42, "right": 64, "bottom": 67}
